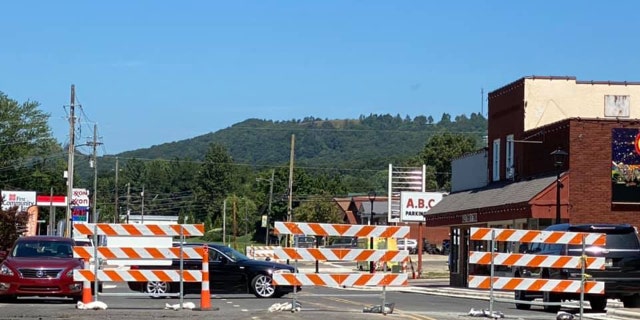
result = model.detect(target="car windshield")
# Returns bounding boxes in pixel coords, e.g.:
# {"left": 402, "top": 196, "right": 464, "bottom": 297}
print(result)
{"left": 215, "top": 245, "right": 249, "bottom": 261}
{"left": 568, "top": 232, "right": 640, "bottom": 251}
{"left": 12, "top": 240, "right": 73, "bottom": 258}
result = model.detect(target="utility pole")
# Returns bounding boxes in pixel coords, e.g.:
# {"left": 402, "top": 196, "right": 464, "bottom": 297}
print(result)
{"left": 87, "top": 124, "right": 102, "bottom": 224}
{"left": 65, "top": 85, "right": 76, "bottom": 237}
{"left": 232, "top": 198, "right": 237, "bottom": 250}
{"left": 287, "top": 135, "right": 295, "bottom": 222}
{"left": 286, "top": 134, "right": 295, "bottom": 248}
{"left": 141, "top": 185, "right": 145, "bottom": 224}
{"left": 48, "top": 187, "right": 54, "bottom": 235}
{"left": 265, "top": 169, "right": 274, "bottom": 245}
{"left": 114, "top": 157, "right": 119, "bottom": 223}
{"left": 222, "top": 199, "right": 226, "bottom": 245}
{"left": 126, "top": 183, "right": 131, "bottom": 223}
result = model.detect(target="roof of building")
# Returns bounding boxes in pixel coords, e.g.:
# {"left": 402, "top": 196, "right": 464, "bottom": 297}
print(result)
{"left": 425, "top": 175, "right": 558, "bottom": 215}
{"left": 333, "top": 197, "right": 358, "bottom": 224}
{"left": 489, "top": 75, "right": 640, "bottom": 98}
{"left": 358, "top": 201, "right": 388, "bottom": 215}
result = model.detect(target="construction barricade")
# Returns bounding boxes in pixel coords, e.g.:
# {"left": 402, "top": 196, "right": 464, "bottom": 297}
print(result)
{"left": 467, "top": 227, "right": 606, "bottom": 318}
{"left": 245, "top": 245, "right": 283, "bottom": 262}
{"left": 72, "top": 223, "right": 212, "bottom": 311}
{"left": 272, "top": 221, "right": 409, "bottom": 314}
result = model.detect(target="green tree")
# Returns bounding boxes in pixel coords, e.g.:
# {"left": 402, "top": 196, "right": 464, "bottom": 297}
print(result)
{"left": 294, "top": 191, "right": 342, "bottom": 223}
{"left": 0, "top": 92, "right": 62, "bottom": 192}
{"left": 414, "top": 132, "right": 478, "bottom": 191}
{"left": 196, "top": 143, "right": 236, "bottom": 224}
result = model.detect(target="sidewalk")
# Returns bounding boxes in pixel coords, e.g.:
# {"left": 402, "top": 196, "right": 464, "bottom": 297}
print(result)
{"left": 405, "top": 278, "right": 640, "bottom": 319}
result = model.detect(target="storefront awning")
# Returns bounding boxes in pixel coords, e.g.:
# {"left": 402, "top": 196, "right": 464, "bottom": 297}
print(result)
{"left": 424, "top": 175, "right": 559, "bottom": 224}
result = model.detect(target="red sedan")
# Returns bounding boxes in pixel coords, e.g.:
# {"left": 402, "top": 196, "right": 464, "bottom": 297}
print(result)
{"left": 0, "top": 236, "right": 83, "bottom": 302}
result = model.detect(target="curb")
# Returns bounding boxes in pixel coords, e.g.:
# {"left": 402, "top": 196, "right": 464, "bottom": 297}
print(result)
{"left": 607, "top": 308, "right": 640, "bottom": 319}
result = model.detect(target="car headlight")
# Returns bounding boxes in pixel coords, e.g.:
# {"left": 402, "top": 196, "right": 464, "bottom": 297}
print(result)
{"left": 272, "top": 269, "right": 292, "bottom": 274}
{"left": 66, "top": 265, "right": 82, "bottom": 278}
{"left": 0, "top": 264, "right": 14, "bottom": 276}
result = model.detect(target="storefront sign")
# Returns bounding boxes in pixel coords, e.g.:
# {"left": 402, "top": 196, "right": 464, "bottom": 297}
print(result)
{"left": 72, "top": 188, "right": 90, "bottom": 207}
{"left": 1, "top": 190, "right": 36, "bottom": 212}
{"left": 462, "top": 213, "right": 478, "bottom": 223}
{"left": 399, "top": 191, "right": 444, "bottom": 222}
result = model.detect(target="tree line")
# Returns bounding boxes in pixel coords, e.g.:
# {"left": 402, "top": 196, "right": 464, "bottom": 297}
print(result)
{"left": 0, "top": 91, "right": 485, "bottom": 247}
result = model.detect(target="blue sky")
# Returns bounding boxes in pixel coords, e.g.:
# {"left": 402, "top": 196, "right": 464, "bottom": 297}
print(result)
{"left": 1, "top": 1, "right": 638, "bottom": 154}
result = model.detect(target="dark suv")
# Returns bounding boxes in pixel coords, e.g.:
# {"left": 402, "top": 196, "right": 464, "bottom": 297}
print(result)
{"left": 513, "top": 223, "right": 640, "bottom": 312}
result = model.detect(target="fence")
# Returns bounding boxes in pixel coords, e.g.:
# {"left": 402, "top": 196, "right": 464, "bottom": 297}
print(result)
{"left": 72, "top": 223, "right": 211, "bottom": 310}
{"left": 272, "top": 221, "right": 409, "bottom": 314}
{"left": 467, "top": 227, "right": 606, "bottom": 318}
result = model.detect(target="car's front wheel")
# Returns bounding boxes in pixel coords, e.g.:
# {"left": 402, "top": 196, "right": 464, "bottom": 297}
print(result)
{"left": 543, "top": 291, "right": 560, "bottom": 313}
{"left": 251, "top": 274, "right": 276, "bottom": 298}
{"left": 589, "top": 296, "right": 607, "bottom": 312}
{"left": 146, "top": 281, "right": 170, "bottom": 298}
{"left": 622, "top": 294, "right": 640, "bottom": 308}
{"left": 514, "top": 290, "right": 532, "bottom": 310}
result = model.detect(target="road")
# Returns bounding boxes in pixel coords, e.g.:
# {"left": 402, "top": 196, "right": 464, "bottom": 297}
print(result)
{"left": 0, "top": 257, "right": 621, "bottom": 319}
{"left": 0, "top": 283, "right": 612, "bottom": 320}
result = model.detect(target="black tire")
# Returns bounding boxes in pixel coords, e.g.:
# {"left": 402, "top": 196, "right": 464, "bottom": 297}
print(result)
{"left": 589, "top": 296, "right": 607, "bottom": 312}
{"left": 543, "top": 291, "right": 560, "bottom": 313}
{"left": 251, "top": 274, "right": 276, "bottom": 298}
{"left": 145, "top": 281, "right": 171, "bottom": 299}
{"left": 0, "top": 295, "right": 17, "bottom": 303}
{"left": 623, "top": 294, "right": 640, "bottom": 308}
{"left": 514, "top": 290, "right": 531, "bottom": 310}
{"left": 273, "top": 291, "right": 287, "bottom": 298}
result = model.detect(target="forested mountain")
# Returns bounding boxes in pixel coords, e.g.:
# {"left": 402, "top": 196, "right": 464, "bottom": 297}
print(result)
{"left": 1, "top": 89, "right": 488, "bottom": 242}
{"left": 113, "top": 112, "right": 487, "bottom": 173}
{"left": 74, "top": 112, "right": 486, "bottom": 227}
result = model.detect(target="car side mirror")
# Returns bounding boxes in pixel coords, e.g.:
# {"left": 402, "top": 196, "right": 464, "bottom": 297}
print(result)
{"left": 265, "top": 257, "right": 271, "bottom": 262}
{"left": 219, "top": 256, "right": 228, "bottom": 264}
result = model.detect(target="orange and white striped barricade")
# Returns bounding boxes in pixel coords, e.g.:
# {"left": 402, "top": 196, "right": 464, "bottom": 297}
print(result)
{"left": 72, "top": 223, "right": 209, "bottom": 311}
{"left": 274, "top": 221, "right": 409, "bottom": 238}
{"left": 468, "top": 227, "right": 606, "bottom": 315}
{"left": 273, "top": 221, "right": 410, "bottom": 314}
{"left": 245, "top": 245, "right": 282, "bottom": 261}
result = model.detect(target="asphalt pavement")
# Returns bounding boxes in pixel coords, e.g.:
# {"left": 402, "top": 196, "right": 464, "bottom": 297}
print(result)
{"left": 405, "top": 278, "right": 640, "bottom": 319}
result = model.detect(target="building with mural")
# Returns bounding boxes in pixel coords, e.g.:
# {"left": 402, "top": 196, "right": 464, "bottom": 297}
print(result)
{"left": 423, "top": 76, "right": 640, "bottom": 286}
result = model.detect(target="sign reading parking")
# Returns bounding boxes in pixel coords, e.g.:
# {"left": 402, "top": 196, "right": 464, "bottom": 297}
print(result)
{"left": 399, "top": 191, "right": 443, "bottom": 222}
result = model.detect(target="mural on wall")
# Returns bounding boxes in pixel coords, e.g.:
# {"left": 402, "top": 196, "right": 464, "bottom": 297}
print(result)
{"left": 612, "top": 128, "right": 640, "bottom": 203}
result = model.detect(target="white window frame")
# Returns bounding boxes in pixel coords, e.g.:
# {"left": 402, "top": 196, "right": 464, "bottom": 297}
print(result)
{"left": 493, "top": 139, "right": 500, "bottom": 181}
{"left": 506, "top": 134, "right": 514, "bottom": 179}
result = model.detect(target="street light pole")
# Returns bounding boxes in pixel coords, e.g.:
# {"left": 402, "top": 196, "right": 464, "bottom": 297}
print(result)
{"left": 550, "top": 148, "right": 568, "bottom": 224}
{"left": 368, "top": 190, "right": 376, "bottom": 273}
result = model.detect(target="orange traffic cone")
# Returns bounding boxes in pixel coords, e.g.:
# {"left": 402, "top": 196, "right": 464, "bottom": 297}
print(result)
{"left": 82, "top": 261, "right": 92, "bottom": 303}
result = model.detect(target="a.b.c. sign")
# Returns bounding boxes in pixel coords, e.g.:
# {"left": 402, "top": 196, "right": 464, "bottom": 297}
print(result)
{"left": 399, "top": 191, "right": 444, "bottom": 222}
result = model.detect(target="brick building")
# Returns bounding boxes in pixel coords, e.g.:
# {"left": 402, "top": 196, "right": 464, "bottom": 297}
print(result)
{"left": 424, "top": 76, "right": 640, "bottom": 286}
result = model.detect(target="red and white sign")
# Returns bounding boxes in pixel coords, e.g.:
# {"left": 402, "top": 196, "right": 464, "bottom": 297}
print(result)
{"left": 399, "top": 191, "right": 443, "bottom": 222}
{"left": 1, "top": 190, "right": 36, "bottom": 212}
{"left": 36, "top": 195, "right": 67, "bottom": 207}
{"left": 72, "top": 188, "right": 90, "bottom": 207}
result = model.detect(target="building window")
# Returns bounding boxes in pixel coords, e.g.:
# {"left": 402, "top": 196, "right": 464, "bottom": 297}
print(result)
{"left": 506, "top": 134, "right": 514, "bottom": 179}
{"left": 493, "top": 139, "right": 500, "bottom": 181}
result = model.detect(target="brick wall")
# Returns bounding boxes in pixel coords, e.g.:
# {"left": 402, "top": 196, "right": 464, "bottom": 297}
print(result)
{"left": 405, "top": 223, "right": 449, "bottom": 251}
{"left": 569, "top": 119, "right": 640, "bottom": 227}
{"left": 488, "top": 79, "right": 525, "bottom": 181}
